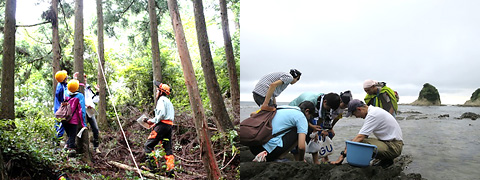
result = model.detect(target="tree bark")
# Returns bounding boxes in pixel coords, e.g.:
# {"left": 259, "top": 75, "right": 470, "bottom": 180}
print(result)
{"left": 0, "top": 0, "right": 16, "bottom": 120}
{"left": 167, "top": 0, "right": 221, "bottom": 179}
{"left": 96, "top": 0, "right": 108, "bottom": 130}
{"left": 74, "top": 0, "right": 92, "bottom": 163}
{"left": 0, "top": 0, "right": 15, "bottom": 171}
{"left": 52, "top": 0, "right": 61, "bottom": 102}
{"left": 193, "top": 0, "right": 234, "bottom": 133}
{"left": 219, "top": 0, "right": 239, "bottom": 117}
{"left": 0, "top": 150, "right": 6, "bottom": 180}
{"left": 148, "top": 0, "right": 162, "bottom": 100}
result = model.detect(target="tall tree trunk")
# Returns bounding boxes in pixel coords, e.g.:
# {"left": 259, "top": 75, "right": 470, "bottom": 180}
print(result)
{"left": 0, "top": 150, "right": 6, "bottom": 180}
{"left": 96, "top": 0, "right": 108, "bottom": 130}
{"left": 167, "top": 0, "right": 221, "bottom": 179}
{"left": 219, "top": 0, "right": 239, "bottom": 117}
{"left": 0, "top": 0, "right": 16, "bottom": 120}
{"left": 52, "top": 0, "right": 61, "bottom": 102}
{"left": 0, "top": 0, "right": 15, "bottom": 172}
{"left": 74, "top": 0, "right": 92, "bottom": 163}
{"left": 193, "top": 0, "right": 233, "bottom": 133}
{"left": 148, "top": 0, "right": 162, "bottom": 100}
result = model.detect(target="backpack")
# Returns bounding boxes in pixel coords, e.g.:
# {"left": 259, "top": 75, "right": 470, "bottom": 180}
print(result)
{"left": 239, "top": 110, "right": 290, "bottom": 146}
{"left": 55, "top": 96, "right": 78, "bottom": 122}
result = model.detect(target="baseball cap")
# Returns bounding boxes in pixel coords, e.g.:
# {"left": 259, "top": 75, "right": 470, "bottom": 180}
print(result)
{"left": 363, "top": 79, "right": 378, "bottom": 89}
{"left": 340, "top": 90, "right": 352, "bottom": 105}
{"left": 346, "top": 99, "right": 365, "bottom": 117}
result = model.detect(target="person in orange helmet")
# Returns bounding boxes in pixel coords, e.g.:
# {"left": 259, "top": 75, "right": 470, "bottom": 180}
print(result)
{"left": 142, "top": 81, "right": 175, "bottom": 177}
{"left": 53, "top": 70, "right": 68, "bottom": 146}
{"left": 64, "top": 79, "right": 87, "bottom": 155}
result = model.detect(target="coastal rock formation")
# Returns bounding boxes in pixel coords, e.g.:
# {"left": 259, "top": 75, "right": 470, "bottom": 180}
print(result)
{"left": 411, "top": 83, "right": 441, "bottom": 106}
{"left": 457, "top": 112, "right": 480, "bottom": 120}
{"left": 464, "top": 88, "right": 480, "bottom": 106}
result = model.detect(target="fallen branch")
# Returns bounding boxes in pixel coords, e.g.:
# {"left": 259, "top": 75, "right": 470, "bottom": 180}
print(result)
{"left": 174, "top": 154, "right": 202, "bottom": 163}
{"left": 179, "top": 168, "right": 205, "bottom": 178}
{"left": 220, "top": 152, "right": 237, "bottom": 171}
{"left": 108, "top": 161, "right": 173, "bottom": 180}
{"left": 104, "top": 146, "right": 122, "bottom": 158}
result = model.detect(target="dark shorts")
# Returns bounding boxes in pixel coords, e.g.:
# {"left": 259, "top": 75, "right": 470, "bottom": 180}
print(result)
{"left": 249, "top": 128, "right": 297, "bottom": 162}
{"left": 253, "top": 92, "right": 274, "bottom": 107}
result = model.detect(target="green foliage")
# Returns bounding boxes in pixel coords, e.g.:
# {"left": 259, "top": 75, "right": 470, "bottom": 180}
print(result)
{"left": 0, "top": 118, "right": 58, "bottom": 178}
{"left": 418, "top": 83, "right": 441, "bottom": 102}
{"left": 117, "top": 56, "right": 153, "bottom": 110}
{"left": 15, "top": 65, "right": 53, "bottom": 118}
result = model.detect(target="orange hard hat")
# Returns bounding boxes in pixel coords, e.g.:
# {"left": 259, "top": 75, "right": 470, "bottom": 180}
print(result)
{"left": 67, "top": 79, "right": 79, "bottom": 92}
{"left": 154, "top": 81, "right": 171, "bottom": 95}
{"left": 159, "top": 84, "right": 171, "bottom": 95}
{"left": 159, "top": 84, "right": 171, "bottom": 96}
{"left": 55, "top": 70, "right": 68, "bottom": 82}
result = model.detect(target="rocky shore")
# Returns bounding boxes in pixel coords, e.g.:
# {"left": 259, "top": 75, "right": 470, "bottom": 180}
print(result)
{"left": 240, "top": 146, "right": 424, "bottom": 180}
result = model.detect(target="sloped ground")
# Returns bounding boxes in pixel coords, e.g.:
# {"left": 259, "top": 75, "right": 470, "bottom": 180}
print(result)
{"left": 3, "top": 111, "right": 239, "bottom": 180}
{"left": 73, "top": 111, "right": 240, "bottom": 179}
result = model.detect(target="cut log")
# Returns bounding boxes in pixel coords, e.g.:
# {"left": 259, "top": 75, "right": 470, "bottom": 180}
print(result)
{"left": 108, "top": 161, "right": 173, "bottom": 180}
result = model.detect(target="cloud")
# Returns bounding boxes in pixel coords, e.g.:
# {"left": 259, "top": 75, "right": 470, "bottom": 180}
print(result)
{"left": 240, "top": 0, "right": 480, "bottom": 104}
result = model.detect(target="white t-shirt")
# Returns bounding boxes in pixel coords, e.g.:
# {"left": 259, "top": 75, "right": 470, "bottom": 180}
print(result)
{"left": 358, "top": 105, "right": 403, "bottom": 141}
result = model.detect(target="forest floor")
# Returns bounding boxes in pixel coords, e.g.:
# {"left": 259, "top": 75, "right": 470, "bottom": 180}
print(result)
{"left": 4, "top": 105, "right": 239, "bottom": 180}
{"left": 68, "top": 109, "right": 240, "bottom": 180}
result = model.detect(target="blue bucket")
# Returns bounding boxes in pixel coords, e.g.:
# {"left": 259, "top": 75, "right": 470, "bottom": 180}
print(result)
{"left": 345, "top": 141, "right": 377, "bottom": 167}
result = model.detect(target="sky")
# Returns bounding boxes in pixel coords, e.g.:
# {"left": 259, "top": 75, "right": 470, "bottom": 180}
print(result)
{"left": 240, "top": 0, "right": 480, "bottom": 105}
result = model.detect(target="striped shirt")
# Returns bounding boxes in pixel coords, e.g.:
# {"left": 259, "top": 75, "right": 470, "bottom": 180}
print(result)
{"left": 252, "top": 72, "right": 294, "bottom": 98}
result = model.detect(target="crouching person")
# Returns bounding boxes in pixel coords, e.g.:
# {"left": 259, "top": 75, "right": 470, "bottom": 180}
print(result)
{"left": 142, "top": 82, "right": 175, "bottom": 177}
{"left": 331, "top": 99, "right": 403, "bottom": 168}
{"left": 249, "top": 101, "right": 314, "bottom": 162}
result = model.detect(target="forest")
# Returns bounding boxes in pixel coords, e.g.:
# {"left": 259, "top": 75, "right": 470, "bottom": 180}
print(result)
{"left": 0, "top": 0, "right": 240, "bottom": 179}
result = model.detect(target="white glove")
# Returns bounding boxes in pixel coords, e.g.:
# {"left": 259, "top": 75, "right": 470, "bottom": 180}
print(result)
{"left": 253, "top": 151, "right": 268, "bottom": 162}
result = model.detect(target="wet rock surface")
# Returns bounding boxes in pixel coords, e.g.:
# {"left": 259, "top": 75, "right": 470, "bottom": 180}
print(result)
{"left": 240, "top": 146, "right": 424, "bottom": 180}
{"left": 438, "top": 114, "right": 449, "bottom": 118}
{"left": 457, "top": 112, "right": 480, "bottom": 120}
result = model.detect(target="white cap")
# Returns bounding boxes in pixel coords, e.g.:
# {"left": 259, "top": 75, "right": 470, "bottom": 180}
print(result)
{"left": 363, "top": 79, "right": 378, "bottom": 89}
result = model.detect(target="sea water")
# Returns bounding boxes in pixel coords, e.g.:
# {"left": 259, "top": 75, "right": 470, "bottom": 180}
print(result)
{"left": 240, "top": 101, "right": 480, "bottom": 180}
